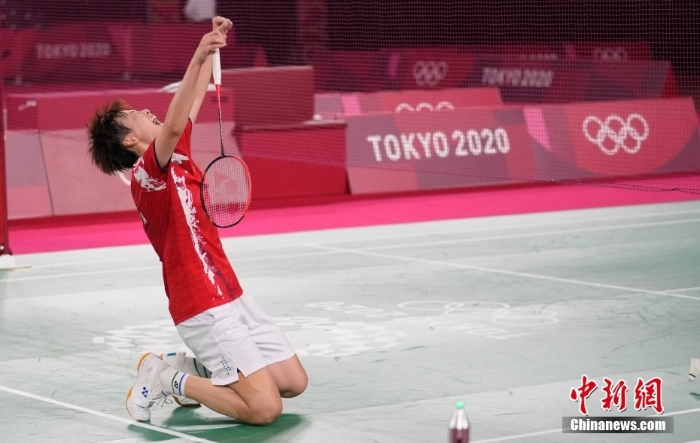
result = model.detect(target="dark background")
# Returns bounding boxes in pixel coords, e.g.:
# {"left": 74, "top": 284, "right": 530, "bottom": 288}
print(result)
{"left": 326, "top": 0, "right": 699, "bottom": 73}
{"left": 1, "top": 0, "right": 698, "bottom": 71}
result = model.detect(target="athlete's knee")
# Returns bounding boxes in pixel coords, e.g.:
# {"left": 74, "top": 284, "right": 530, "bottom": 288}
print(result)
{"left": 281, "top": 372, "right": 308, "bottom": 398}
{"left": 250, "top": 397, "right": 283, "bottom": 425}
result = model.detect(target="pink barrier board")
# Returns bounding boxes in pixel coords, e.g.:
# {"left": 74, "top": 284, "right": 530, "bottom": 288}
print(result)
{"left": 345, "top": 107, "right": 537, "bottom": 194}
{"left": 345, "top": 98, "right": 700, "bottom": 194}
{"left": 313, "top": 43, "right": 667, "bottom": 104}
{"left": 1, "top": 23, "right": 265, "bottom": 81}
{"left": 526, "top": 97, "right": 700, "bottom": 179}
{"left": 4, "top": 89, "right": 236, "bottom": 218}
{"left": 6, "top": 88, "right": 233, "bottom": 130}
{"left": 5, "top": 132, "right": 53, "bottom": 219}
{"left": 471, "top": 57, "right": 677, "bottom": 103}
{"left": 314, "top": 88, "right": 502, "bottom": 120}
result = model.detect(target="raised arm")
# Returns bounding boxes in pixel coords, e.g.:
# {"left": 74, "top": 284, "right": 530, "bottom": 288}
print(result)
{"left": 155, "top": 18, "right": 233, "bottom": 168}
{"left": 189, "top": 17, "right": 232, "bottom": 124}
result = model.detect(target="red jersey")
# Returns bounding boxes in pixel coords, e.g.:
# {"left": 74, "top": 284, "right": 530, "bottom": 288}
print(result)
{"left": 131, "top": 119, "right": 243, "bottom": 324}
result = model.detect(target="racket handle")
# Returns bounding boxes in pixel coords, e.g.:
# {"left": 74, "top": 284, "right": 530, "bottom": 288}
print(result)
{"left": 212, "top": 48, "right": 222, "bottom": 86}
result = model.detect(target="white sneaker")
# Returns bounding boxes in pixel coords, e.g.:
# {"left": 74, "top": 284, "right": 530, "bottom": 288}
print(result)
{"left": 689, "top": 358, "right": 700, "bottom": 381}
{"left": 126, "top": 353, "right": 168, "bottom": 421}
{"left": 159, "top": 352, "right": 201, "bottom": 407}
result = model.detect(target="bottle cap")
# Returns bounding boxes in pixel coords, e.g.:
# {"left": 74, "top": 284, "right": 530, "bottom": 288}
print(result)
{"left": 455, "top": 401, "right": 464, "bottom": 409}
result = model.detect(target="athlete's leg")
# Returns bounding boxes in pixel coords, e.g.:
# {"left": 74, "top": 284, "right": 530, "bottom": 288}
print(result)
{"left": 158, "top": 352, "right": 208, "bottom": 406}
{"left": 180, "top": 367, "right": 283, "bottom": 425}
{"left": 233, "top": 294, "right": 308, "bottom": 398}
{"left": 161, "top": 352, "right": 212, "bottom": 379}
{"left": 266, "top": 355, "right": 307, "bottom": 398}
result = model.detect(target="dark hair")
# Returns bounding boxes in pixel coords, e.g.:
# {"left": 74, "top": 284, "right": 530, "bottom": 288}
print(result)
{"left": 87, "top": 99, "right": 138, "bottom": 174}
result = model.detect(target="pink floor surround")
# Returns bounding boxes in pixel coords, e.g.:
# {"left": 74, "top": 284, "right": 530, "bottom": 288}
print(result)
{"left": 7, "top": 182, "right": 700, "bottom": 255}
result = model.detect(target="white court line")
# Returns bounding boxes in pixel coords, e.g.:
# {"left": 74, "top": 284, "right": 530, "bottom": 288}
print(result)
{"left": 472, "top": 428, "right": 560, "bottom": 443}
{"left": 308, "top": 244, "right": 700, "bottom": 302}
{"left": 314, "top": 207, "right": 700, "bottom": 246}
{"left": 359, "top": 217, "right": 700, "bottom": 251}
{"left": 0, "top": 251, "right": 338, "bottom": 283}
{"left": 27, "top": 244, "right": 324, "bottom": 268}
{"left": 666, "top": 286, "right": 700, "bottom": 293}
{"left": 0, "top": 384, "right": 217, "bottom": 443}
{"left": 29, "top": 256, "right": 157, "bottom": 269}
{"left": 0, "top": 266, "right": 160, "bottom": 283}
{"left": 472, "top": 407, "right": 700, "bottom": 442}
{"left": 5, "top": 216, "right": 699, "bottom": 284}
{"left": 17, "top": 206, "right": 700, "bottom": 269}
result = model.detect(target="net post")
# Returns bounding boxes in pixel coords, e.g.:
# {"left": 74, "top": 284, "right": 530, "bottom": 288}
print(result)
{"left": 0, "top": 27, "right": 11, "bottom": 258}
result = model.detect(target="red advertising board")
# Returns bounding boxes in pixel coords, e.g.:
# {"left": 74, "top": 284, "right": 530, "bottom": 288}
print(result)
{"left": 1, "top": 23, "right": 265, "bottom": 82}
{"left": 469, "top": 57, "right": 676, "bottom": 103}
{"left": 314, "top": 88, "right": 503, "bottom": 120}
{"left": 384, "top": 47, "right": 478, "bottom": 91}
{"left": 313, "top": 43, "right": 654, "bottom": 94}
{"left": 353, "top": 88, "right": 502, "bottom": 115}
{"left": 525, "top": 97, "right": 700, "bottom": 179}
{"left": 345, "top": 97, "right": 700, "bottom": 194}
{"left": 345, "top": 108, "right": 538, "bottom": 194}
{"left": 574, "top": 42, "right": 652, "bottom": 62}
{"left": 21, "top": 23, "right": 123, "bottom": 81}
{"left": 3, "top": 89, "right": 236, "bottom": 218}
{"left": 6, "top": 88, "right": 233, "bottom": 130}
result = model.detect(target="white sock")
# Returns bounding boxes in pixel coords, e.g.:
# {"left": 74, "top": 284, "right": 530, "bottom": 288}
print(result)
{"left": 158, "top": 365, "right": 190, "bottom": 397}
{"left": 162, "top": 352, "right": 212, "bottom": 379}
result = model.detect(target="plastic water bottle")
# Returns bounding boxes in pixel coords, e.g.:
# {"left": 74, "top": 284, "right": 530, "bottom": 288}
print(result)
{"left": 449, "top": 401, "right": 469, "bottom": 443}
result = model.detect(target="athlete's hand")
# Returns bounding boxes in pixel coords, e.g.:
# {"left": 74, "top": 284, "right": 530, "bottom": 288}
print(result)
{"left": 212, "top": 16, "right": 233, "bottom": 35}
{"left": 193, "top": 28, "right": 228, "bottom": 65}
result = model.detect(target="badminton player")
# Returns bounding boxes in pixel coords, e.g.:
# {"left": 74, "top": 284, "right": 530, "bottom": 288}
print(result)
{"left": 86, "top": 16, "right": 307, "bottom": 425}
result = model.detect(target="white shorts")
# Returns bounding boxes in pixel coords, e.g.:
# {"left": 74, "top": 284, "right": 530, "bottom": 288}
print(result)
{"left": 176, "top": 294, "right": 296, "bottom": 386}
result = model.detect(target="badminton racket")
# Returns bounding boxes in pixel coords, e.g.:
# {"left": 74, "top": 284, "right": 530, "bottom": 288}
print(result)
{"left": 200, "top": 48, "right": 252, "bottom": 228}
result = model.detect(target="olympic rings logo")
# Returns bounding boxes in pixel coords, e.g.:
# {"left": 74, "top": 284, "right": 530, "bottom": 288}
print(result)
{"left": 413, "top": 61, "right": 448, "bottom": 88}
{"left": 593, "top": 47, "right": 628, "bottom": 61}
{"left": 582, "top": 114, "right": 649, "bottom": 155}
{"left": 395, "top": 101, "right": 455, "bottom": 113}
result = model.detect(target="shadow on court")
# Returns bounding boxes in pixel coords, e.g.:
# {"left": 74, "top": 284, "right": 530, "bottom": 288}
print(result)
{"left": 128, "top": 411, "right": 309, "bottom": 442}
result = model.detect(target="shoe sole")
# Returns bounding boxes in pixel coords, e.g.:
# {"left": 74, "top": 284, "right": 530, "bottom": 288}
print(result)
{"left": 126, "top": 352, "right": 154, "bottom": 422}
{"left": 173, "top": 395, "right": 201, "bottom": 407}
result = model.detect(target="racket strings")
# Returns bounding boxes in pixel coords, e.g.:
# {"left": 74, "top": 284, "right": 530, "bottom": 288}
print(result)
{"left": 202, "top": 157, "right": 251, "bottom": 227}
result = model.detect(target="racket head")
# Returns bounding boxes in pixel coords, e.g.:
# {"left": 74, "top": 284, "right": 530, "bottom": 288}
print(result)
{"left": 200, "top": 155, "right": 252, "bottom": 228}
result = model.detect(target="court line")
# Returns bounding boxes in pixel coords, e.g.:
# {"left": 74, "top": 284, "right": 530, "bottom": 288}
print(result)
{"left": 471, "top": 407, "right": 700, "bottom": 442}
{"left": 0, "top": 251, "right": 339, "bottom": 283}
{"left": 17, "top": 206, "right": 700, "bottom": 269}
{"left": 0, "top": 384, "right": 217, "bottom": 443}
{"left": 666, "top": 286, "right": 700, "bottom": 293}
{"left": 307, "top": 244, "right": 700, "bottom": 302}
{"left": 314, "top": 206, "right": 700, "bottom": 246}
{"left": 29, "top": 256, "right": 158, "bottom": 269}
{"left": 0, "top": 266, "right": 161, "bottom": 282}
{"left": 358, "top": 217, "right": 700, "bottom": 251}
{"left": 472, "top": 428, "right": 560, "bottom": 443}
{"left": 5, "top": 216, "right": 699, "bottom": 284}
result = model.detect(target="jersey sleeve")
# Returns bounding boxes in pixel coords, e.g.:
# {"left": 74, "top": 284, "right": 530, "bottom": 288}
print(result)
{"left": 173, "top": 119, "right": 194, "bottom": 157}
{"left": 133, "top": 118, "right": 194, "bottom": 186}
{"left": 138, "top": 141, "right": 169, "bottom": 180}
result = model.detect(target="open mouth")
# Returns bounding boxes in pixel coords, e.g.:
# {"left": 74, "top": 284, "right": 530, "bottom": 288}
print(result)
{"left": 152, "top": 116, "right": 161, "bottom": 125}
